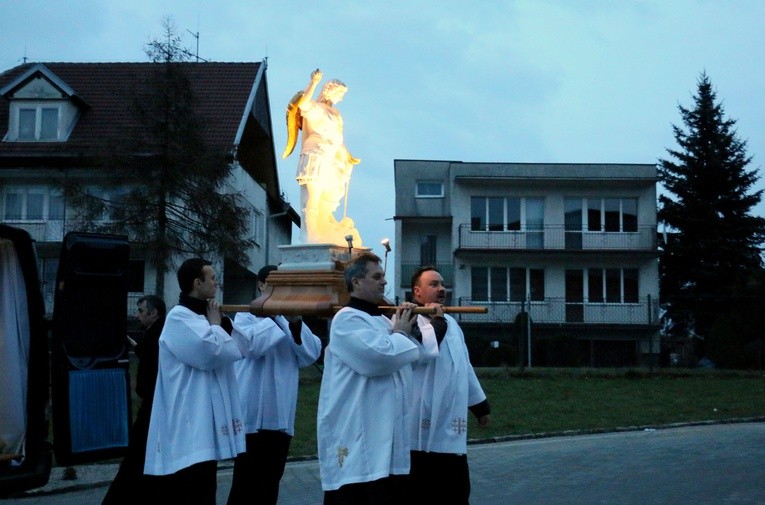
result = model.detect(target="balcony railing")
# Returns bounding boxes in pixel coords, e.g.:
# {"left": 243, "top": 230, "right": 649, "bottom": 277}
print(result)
{"left": 456, "top": 296, "right": 659, "bottom": 326}
{"left": 400, "top": 263, "right": 454, "bottom": 287}
{"left": 458, "top": 224, "right": 657, "bottom": 251}
{"left": 2, "top": 220, "right": 66, "bottom": 242}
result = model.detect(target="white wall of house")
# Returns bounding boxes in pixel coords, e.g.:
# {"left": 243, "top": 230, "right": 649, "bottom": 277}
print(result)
{"left": 227, "top": 162, "right": 268, "bottom": 268}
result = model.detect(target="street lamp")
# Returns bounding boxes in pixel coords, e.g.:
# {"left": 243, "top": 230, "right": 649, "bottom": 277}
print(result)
{"left": 345, "top": 235, "right": 354, "bottom": 261}
{"left": 381, "top": 238, "right": 391, "bottom": 273}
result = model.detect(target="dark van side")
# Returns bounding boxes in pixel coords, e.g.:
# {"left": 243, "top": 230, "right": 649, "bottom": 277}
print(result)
{"left": 0, "top": 226, "right": 131, "bottom": 496}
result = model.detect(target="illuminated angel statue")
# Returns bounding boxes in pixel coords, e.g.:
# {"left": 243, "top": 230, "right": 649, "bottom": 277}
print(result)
{"left": 282, "top": 68, "right": 362, "bottom": 246}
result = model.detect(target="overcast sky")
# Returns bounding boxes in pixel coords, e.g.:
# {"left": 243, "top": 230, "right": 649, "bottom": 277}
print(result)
{"left": 3, "top": 0, "right": 765, "bottom": 286}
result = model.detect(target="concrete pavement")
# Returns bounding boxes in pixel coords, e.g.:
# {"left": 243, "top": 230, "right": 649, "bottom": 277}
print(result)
{"left": 11, "top": 419, "right": 765, "bottom": 504}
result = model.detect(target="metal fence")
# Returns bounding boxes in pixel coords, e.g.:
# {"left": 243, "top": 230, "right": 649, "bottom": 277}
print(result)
{"left": 458, "top": 224, "right": 657, "bottom": 251}
{"left": 2, "top": 220, "right": 66, "bottom": 242}
{"left": 456, "top": 296, "right": 659, "bottom": 326}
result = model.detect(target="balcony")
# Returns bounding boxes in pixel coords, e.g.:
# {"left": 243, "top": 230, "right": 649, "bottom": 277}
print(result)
{"left": 455, "top": 296, "right": 659, "bottom": 326}
{"left": 2, "top": 220, "right": 66, "bottom": 242}
{"left": 457, "top": 224, "right": 657, "bottom": 251}
{"left": 400, "top": 262, "right": 454, "bottom": 287}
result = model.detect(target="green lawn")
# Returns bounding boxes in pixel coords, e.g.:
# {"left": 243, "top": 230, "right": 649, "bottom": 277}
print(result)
{"left": 125, "top": 358, "right": 765, "bottom": 459}
{"left": 288, "top": 367, "right": 765, "bottom": 457}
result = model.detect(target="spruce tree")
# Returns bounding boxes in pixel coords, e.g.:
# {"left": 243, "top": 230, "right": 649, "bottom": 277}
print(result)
{"left": 658, "top": 72, "right": 765, "bottom": 364}
{"left": 67, "top": 18, "right": 253, "bottom": 295}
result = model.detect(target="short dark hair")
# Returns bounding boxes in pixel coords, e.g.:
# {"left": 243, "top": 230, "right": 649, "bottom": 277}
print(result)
{"left": 177, "top": 258, "right": 212, "bottom": 295}
{"left": 137, "top": 294, "right": 166, "bottom": 319}
{"left": 344, "top": 252, "right": 381, "bottom": 293}
{"left": 410, "top": 265, "right": 439, "bottom": 292}
{"left": 257, "top": 265, "right": 278, "bottom": 284}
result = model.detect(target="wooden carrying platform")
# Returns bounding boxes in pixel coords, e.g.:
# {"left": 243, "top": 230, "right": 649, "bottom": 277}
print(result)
{"left": 219, "top": 267, "right": 488, "bottom": 318}
{"left": 245, "top": 269, "right": 348, "bottom": 317}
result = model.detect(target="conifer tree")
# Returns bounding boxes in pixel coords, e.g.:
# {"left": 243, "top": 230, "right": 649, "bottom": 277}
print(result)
{"left": 659, "top": 72, "right": 765, "bottom": 362}
{"left": 67, "top": 18, "right": 253, "bottom": 295}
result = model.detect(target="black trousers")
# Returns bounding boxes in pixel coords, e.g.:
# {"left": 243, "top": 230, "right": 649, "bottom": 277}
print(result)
{"left": 323, "top": 475, "right": 410, "bottom": 505}
{"left": 227, "top": 430, "right": 292, "bottom": 505}
{"left": 101, "top": 402, "right": 161, "bottom": 505}
{"left": 409, "top": 450, "right": 471, "bottom": 505}
{"left": 152, "top": 460, "right": 218, "bottom": 505}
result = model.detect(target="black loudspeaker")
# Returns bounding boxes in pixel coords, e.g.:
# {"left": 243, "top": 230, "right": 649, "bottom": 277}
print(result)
{"left": 52, "top": 232, "right": 132, "bottom": 466}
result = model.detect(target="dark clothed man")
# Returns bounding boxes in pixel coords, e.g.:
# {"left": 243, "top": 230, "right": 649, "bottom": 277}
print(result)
{"left": 102, "top": 295, "right": 165, "bottom": 505}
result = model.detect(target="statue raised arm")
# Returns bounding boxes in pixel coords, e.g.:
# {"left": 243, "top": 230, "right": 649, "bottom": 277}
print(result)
{"left": 283, "top": 69, "right": 362, "bottom": 246}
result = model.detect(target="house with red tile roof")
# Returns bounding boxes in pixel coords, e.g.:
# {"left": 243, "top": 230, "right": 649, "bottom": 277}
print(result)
{"left": 0, "top": 61, "right": 299, "bottom": 311}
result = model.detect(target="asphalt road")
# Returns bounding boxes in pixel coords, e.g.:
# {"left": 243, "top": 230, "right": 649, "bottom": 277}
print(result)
{"left": 10, "top": 422, "right": 765, "bottom": 504}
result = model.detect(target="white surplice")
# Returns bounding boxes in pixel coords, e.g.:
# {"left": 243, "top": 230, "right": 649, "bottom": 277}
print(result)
{"left": 144, "top": 305, "right": 247, "bottom": 476}
{"left": 317, "top": 306, "right": 422, "bottom": 491}
{"left": 409, "top": 314, "right": 486, "bottom": 455}
{"left": 232, "top": 313, "right": 322, "bottom": 435}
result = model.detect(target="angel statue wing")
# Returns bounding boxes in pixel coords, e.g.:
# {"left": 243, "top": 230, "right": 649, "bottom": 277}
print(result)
{"left": 281, "top": 90, "right": 304, "bottom": 159}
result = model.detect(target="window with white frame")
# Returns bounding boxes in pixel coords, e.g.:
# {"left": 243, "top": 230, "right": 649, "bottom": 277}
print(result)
{"left": 587, "top": 268, "right": 639, "bottom": 303}
{"left": 585, "top": 198, "right": 638, "bottom": 232}
{"left": 471, "top": 266, "right": 545, "bottom": 302}
{"left": 2, "top": 186, "right": 63, "bottom": 221}
{"left": 16, "top": 105, "right": 60, "bottom": 141}
{"left": 415, "top": 181, "right": 444, "bottom": 198}
{"left": 470, "top": 196, "right": 545, "bottom": 232}
{"left": 252, "top": 208, "right": 264, "bottom": 245}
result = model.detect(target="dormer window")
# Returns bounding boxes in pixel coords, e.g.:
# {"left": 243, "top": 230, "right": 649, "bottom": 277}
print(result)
{"left": 1, "top": 64, "right": 83, "bottom": 143}
{"left": 18, "top": 106, "right": 60, "bottom": 141}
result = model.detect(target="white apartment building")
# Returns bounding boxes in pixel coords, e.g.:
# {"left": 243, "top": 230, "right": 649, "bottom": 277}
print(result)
{"left": 394, "top": 159, "right": 660, "bottom": 367}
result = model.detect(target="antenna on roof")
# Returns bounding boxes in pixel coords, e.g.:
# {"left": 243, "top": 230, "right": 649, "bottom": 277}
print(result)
{"left": 186, "top": 29, "right": 200, "bottom": 62}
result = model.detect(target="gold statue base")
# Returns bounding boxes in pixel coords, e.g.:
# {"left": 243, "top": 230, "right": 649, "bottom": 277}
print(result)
{"left": 249, "top": 243, "right": 368, "bottom": 317}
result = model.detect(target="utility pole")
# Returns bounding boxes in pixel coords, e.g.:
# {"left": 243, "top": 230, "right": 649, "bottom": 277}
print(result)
{"left": 527, "top": 297, "right": 532, "bottom": 368}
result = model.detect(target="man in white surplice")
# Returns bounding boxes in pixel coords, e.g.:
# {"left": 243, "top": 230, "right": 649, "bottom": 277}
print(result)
{"left": 407, "top": 267, "right": 491, "bottom": 505}
{"left": 227, "top": 265, "right": 323, "bottom": 505}
{"left": 144, "top": 258, "right": 251, "bottom": 505}
{"left": 317, "top": 252, "right": 431, "bottom": 505}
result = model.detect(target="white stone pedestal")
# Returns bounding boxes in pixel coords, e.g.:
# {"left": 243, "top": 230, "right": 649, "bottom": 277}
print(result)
{"left": 278, "top": 243, "right": 371, "bottom": 271}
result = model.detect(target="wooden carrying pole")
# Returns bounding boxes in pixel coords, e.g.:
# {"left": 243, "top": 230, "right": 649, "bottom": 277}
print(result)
{"left": 219, "top": 304, "right": 488, "bottom": 317}
{"left": 218, "top": 268, "right": 488, "bottom": 318}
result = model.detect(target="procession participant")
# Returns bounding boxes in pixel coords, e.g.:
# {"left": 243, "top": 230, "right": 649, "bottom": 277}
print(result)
{"left": 102, "top": 295, "right": 165, "bottom": 505}
{"left": 408, "top": 266, "right": 491, "bottom": 505}
{"left": 317, "top": 252, "right": 422, "bottom": 505}
{"left": 144, "top": 258, "right": 249, "bottom": 505}
{"left": 227, "top": 265, "right": 323, "bottom": 505}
